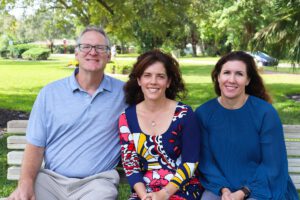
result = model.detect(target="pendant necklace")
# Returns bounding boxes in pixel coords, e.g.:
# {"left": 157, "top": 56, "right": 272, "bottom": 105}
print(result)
{"left": 151, "top": 120, "right": 156, "bottom": 127}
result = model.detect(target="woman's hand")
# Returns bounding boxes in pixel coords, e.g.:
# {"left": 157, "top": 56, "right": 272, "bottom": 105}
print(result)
{"left": 141, "top": 193, "right": 153, "bottom": 200}
{"left": 221, "top": 188, "right": 245, "bottom": 200}
{"left": 228, "top": 190, "right": 245, "bottom": 200}
{"left": 221, "top": 188, "right": 232, "bottom": 200}
{"left": 150, "top": 189, "right": 169, "bottom": 200}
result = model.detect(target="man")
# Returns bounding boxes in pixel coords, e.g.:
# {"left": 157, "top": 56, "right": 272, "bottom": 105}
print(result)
{"left": 9, "top": 27, "right": 126, "bottom": 200}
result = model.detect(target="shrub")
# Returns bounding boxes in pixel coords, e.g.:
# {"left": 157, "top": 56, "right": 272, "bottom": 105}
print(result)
{"left": 0, "top": 50, "right": 9, "bottom": 58}
{"left": 8, "top": 44, "right": 42, "bottom": 58}
{"left": 116, "top": 65, "right": 132, "bottom": 74}
{"left": 105, "top": 61, "right": 132, "bottom": 74}
{"left": 53, "top": 45, "right": 76, "bottom": 54}
{"left": 22, "top": 48, "right": 51, "bottom": 60}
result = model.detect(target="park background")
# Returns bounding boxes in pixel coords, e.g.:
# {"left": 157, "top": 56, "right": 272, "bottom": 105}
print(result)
{"left": 0, "top": 0, "right": 300, "bottom": 198}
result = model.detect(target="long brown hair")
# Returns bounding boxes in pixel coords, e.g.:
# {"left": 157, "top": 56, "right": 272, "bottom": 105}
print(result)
{"left": 211, "top": 51, "right": 272, "bottom": 103}
{"left": 124, "top": 49, "right": 186, "bottom": 105}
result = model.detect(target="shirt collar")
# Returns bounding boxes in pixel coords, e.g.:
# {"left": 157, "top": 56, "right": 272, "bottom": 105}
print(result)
{"left": 69, "top": 68, "right": 112, "bottom": 93}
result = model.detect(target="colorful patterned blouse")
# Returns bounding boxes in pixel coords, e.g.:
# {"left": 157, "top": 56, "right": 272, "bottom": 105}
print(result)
{"left": 119, "top": 102, "right": 203, "bottom": 200}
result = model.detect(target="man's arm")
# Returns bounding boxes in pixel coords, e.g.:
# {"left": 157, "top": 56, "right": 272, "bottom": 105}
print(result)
{"left": 8, "top": 143, "right": 44, "bottom": 200}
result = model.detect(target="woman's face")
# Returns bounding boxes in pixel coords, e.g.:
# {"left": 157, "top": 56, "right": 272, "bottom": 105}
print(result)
{"left": 218, "top": 60, "right": 250, "bottom": 101}
{"left": 137, "top": 61, "right": 170, "bottom": 101}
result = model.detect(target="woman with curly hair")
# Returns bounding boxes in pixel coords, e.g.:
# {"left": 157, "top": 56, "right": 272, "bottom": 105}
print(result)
{"left": 119, "top": 49, "right": 203, "bottom": 200}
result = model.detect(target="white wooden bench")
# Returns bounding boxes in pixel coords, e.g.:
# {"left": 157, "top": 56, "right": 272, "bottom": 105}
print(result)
{"left": 5, "top": 121, "right": 300, "bottom": 189}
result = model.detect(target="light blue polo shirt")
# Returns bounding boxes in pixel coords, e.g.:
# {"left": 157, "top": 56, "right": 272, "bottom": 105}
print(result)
{"left": 26, "top": 70, "right": 127, "bottom": 178}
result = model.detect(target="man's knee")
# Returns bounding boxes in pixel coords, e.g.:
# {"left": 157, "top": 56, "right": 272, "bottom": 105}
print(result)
{"left": 35, "top": 172, "right": 63, "bottom": 200}
{"left": 79, "top": 179, "right": 118, "bottom": 200}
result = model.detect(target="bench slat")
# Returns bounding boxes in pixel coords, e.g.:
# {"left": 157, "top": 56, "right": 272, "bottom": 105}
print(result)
{"left": 7, "top": 151, "right": 24, "bottom": 165}
{"left": 7, "top": 166, "right": 21, "bottom": 180}
{"left": 7, "top": 136, "right": 26, "bottom": 149}
{"left": 283, "top": 125, "right": 300, "bottom": 133}
{"left": 7, "top": 120, "right": 28, "bottom": 133}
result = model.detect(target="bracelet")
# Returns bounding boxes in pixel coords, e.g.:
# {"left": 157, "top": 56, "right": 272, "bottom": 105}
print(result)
{"left": 162, "top": 187, "right": 170, "bottom": 199}
{"left": 240, "top": 186, "right": 251, "bottom": 199}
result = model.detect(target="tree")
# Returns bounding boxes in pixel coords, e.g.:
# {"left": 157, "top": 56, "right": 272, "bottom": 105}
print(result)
{"left": 254, "top": 0, "right": 300, "bottom": 67}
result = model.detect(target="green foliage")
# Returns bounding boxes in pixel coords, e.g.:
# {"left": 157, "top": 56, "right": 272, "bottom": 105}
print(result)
{"left": 0, "top": 35, "right": 11, "bottom": 51}
{"left": 0, "top": 50, "right": 9, "bottom": 58}
{"left": 8, "top": 44, "right": 41, "bottom": 58}
{"left": 21, "top": 48, "right": 51, "bottom": 60}
{"left": 118, "top": 184, "right": 131, "bottom": 200}
{"left": 0, "top": 34, "right": 11, "bottom": 58}
{"left": 253, "top": 0, "right": 300, "bottom": 66}
{"left": 53, "top": 45, "right": 75, "bottom": 54}
{"left": 105, "top": 61, "right": 132, "bottom": 74}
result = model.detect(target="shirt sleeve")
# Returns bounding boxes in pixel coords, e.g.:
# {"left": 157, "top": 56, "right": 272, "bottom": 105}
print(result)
{"left": 196, "top": 107, "right": 231, "bottom": 195}
{"left": 119, "top": 112, "right": 145, "bottom": 189}
{"left": 245, "top": 106, "right": 288, "bottom": 199}
{"left": 26, "top": 88, "right": 47, "bottom": 147}
{"left": 169, "top": 107, "right": 201, "bottom": 189}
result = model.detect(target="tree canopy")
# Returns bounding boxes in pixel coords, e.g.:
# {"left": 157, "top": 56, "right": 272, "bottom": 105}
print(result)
{"left": 1, "top": 0, "right": 299, "bottom": 64}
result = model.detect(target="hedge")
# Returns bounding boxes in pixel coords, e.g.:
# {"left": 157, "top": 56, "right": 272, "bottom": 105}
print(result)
{"left": 22, "top": 48, "right": 51, "bottom": 60}
{"left": 8, "top": 44, "right": 42, "bottom": 58}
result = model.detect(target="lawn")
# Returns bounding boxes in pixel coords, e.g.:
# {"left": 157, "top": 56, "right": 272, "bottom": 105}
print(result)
{"left": 0, "top": 54, "right": 299, "bottom": 198}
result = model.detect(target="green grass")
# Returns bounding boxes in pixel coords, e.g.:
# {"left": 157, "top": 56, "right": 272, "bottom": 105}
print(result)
{"left": 0, "top": 134, "right": 17, "bottom": 197}
{"left": 0, "top": 54, "right": 299, "bottom": 198}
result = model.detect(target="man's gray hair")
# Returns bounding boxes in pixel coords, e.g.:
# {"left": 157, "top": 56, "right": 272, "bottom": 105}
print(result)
{"left": 76, "top": 26, "right": 110, "bottom": 47}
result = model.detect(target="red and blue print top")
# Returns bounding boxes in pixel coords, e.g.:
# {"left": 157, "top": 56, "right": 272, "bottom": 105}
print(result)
{"left": 119, "top": 102, "right": 203, "bottom": 199}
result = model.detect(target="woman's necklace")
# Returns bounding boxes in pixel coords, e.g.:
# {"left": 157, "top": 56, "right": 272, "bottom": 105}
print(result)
{"left": 139, "top": 100, "right": 169, "bottom": 129}
{"left": 151, "top": 120, "right": 156, "bottom": 127}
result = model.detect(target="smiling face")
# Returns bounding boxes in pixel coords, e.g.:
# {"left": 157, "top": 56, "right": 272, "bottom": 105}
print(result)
{"left": 75, "top": 31, "right": 110, "bottom": 73}
{"left": 137, "top": 61, "right": 171, "bottom": 101}
{"left": 218, "top": 60, "right": 250, "bottom": 101}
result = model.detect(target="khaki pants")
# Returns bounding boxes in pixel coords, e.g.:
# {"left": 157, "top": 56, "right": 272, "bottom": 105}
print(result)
{"left": 35, "top": 169, "right": 120, "bottom": 200}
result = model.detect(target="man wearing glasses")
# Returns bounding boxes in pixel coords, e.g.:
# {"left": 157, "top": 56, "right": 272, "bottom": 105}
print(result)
{"left": 9, "top": 27, "right": 126, "bottom": 200}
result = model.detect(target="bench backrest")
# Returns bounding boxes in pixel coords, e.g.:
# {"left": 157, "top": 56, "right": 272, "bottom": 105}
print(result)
{"left": 6, "top": 121, "right": 300, "bottom": 189}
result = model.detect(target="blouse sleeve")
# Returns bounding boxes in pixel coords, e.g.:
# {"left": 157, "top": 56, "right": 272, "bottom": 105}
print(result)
{"left": 169, "top": 107, "right": 201, "bottom": 188}
{"left": 196, "top": 108, "right": 231, "bottom": 195}
{"left": 245, "top": 106, "right": 288, "bottom": 199}
{"left": 119, "top": 112, "right": 145, "bottom": 189}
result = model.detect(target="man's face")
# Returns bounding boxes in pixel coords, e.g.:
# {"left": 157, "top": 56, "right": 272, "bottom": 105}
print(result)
{"left": 75, "top": 31, "right": 111, "bottom": 73}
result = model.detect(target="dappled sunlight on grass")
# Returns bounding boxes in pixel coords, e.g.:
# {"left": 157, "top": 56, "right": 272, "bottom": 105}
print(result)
{"left": 266, "top": 84, "right": 300, "bottom": 124}
{"left": 184, "top": 83, "right": 215, "bottom": 109}
{"left": 180, "top": 64, "right": 213, "bottom": 76}
{"left": 182, "top": 75, "right": 211, "bottom": 84}
{"left": 262, "top": 74, "right": 300, "bottom": 84}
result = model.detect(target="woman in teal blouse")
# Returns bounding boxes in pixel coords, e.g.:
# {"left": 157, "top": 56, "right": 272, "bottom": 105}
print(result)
{"left": 195, "top": 51, "right": 298, "bottom": 200}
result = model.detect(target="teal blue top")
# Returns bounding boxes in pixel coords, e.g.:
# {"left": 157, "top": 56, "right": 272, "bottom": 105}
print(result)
{"left": 195, "top": 95, "right": 298, "bottom": 199}
{"left": 26, "top": 69, "right": 127, "bottom": 178}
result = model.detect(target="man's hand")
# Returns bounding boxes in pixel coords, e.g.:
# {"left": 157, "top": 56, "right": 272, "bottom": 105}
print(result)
{"left": 8, "top": 180, "right": 35, "bottom": 200}
{"left": 8, "top": 144, "right": 44, "bottom": 200}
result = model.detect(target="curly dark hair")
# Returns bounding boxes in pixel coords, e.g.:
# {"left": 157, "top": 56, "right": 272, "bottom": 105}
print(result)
{"left": 211, "top": 51, "right": 272, "bottom": 103}
{"left": 124, "top": 49, "right": 186, "bottom": 105}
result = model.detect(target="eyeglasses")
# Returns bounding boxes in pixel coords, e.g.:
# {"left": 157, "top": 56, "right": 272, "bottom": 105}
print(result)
{"left": 77, "top": 44, "right": 110, "bottom": 54}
